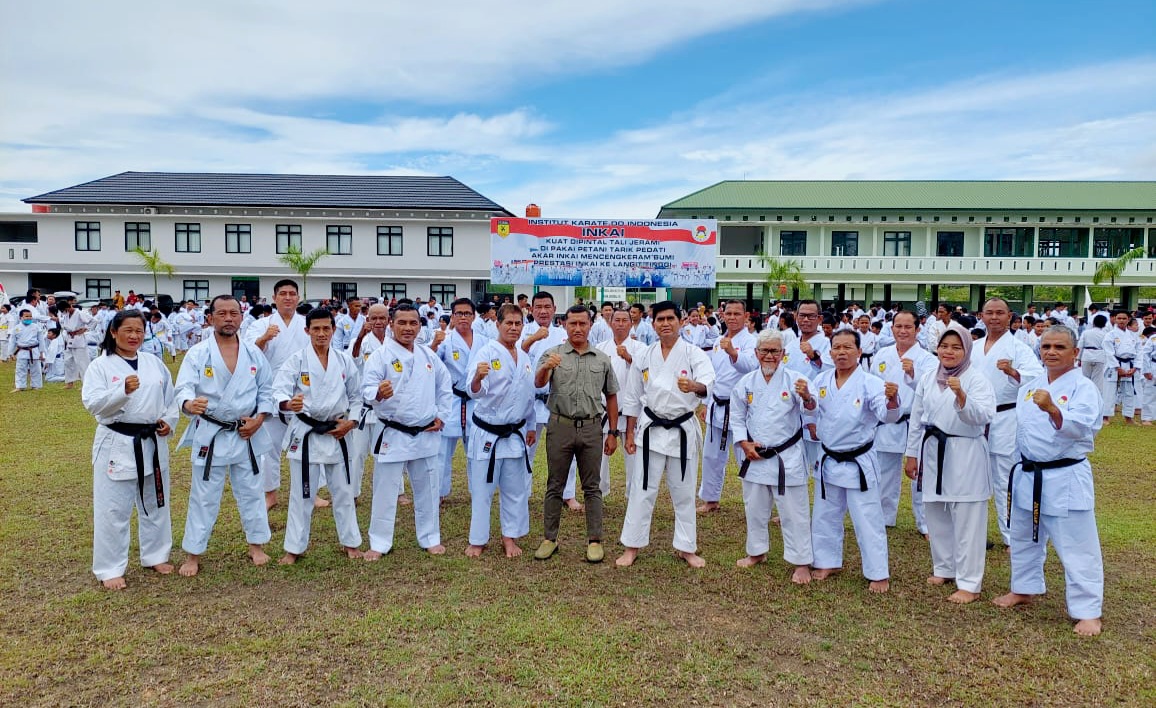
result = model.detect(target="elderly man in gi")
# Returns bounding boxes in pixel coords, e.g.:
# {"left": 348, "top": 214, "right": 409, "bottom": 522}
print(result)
{"left": 993, "top": 326, "right": 1105, "bottom": 637}
{"left": 362, "top": 304, "right": 452, "bottom": 559}
{"left": 432, "top": 297, "right": 489, "bottom": 501}
{"left": 273, "top": 308, "right": 363, "bottom": 564}
{"left": 174, "top": 295, "right": 275, "bottom": 576}
{"left": 731, "top": 329, "right": 816, "bottom": 584}
{"left": 697, "top": 299, "right": 759, "bottom": 514}
{"left": 782, "top": 300, "right": 833, "bottom": 475}
{"left": 464, "top": 303, "right": 537, "bottom": 558}
{"left": 617, "top": 301, "right": 715, "bottom": 568}
{"left": 972, "top": 297, "right": 1043, "bottom": 549}
{"left": 807, "top": 329, "right": 901, "bottom": 592}
{"left": 533, "top": 305, "right": 619, "bottom": 563}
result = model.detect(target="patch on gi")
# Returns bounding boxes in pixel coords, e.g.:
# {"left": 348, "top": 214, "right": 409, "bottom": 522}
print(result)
{"left": 483, "top": 441, "right": 493, "bottom": 454}
{"left": 853, "top": 398, "right": 861, "bottom": 408}
{"left": 819, "top": 386, "right": 827, "bottom": 399}
{"left": 1058, "top": 395, "right": 1069, "bottom": 406}
{"left": 780, "top": 391, "right": 789, "bottom": 401}
{"left": 878, "top": 362, "right": 886, "bottom": 373}
{"left": 491, "top": 358, "right": 502, "bottom": 370}
{"left": 426, "top": 362, "right": 433, "bottom": 371}
{"left": 204, "top": 365, "right": 214, "bottom": 378}
{"left": 111, "top": 376, "right": 121, "bottom": 383}
{"left": 452, "top": 350, "right": 460, "bottom": 360}
{"left": 747, "top": 392, "right": 754, "bottom": 404}
{"left": 1024, "top": 389, "right": 1035, "bottom": 401}
{"left": 300, "top": 372, "right": 310, "bottom": 386}
{"left": 641, "top": 368, "right": 649, "bottom": 383}
{"left": 392, "top": 359, "right": 403, "bottom": 373}
{"left": 250, "top": 366, "right": 257, "bottom": 376}
{"left": 782, "top": 354, "right": 790, "bottom": 363}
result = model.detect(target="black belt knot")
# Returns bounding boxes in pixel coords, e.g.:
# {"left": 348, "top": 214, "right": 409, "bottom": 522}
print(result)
{"left": 534, "top": 393, "right": 550, "bottom": 403}
{"left": 198, "top": 409, "right": 260, "bottom": 481}
{"left": 472, "top": 413, "right": 531, "bottom": 483}
{"left": 106, "top": 421, "right": 165, "bottom": 515}
{"left": 818, "top": 439, "right": 874, "bottom": 499}
{"left": 918, "top": 425, "right": 965, "bottom": 496}
{"left": 1008, "top": 456, "right": 1085, "bottom": 543}
{"left": 709, "top": 395, "right": 730, "bottom": 450}
{"left": 452, "top": 386, "right": 470, "bottom": 430}
{"left": 295, "top": 412, "right": 350, "bottom": 499}
{"left": 641, "top": 407, "right": 695, "bottom": 491}
{"left": 738, "top": 427, "right": 804, "bottom": 495}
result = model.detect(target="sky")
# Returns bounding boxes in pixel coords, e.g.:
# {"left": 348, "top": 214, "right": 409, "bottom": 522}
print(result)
{"left": 2, "top": 0, "right": 1154, "bottom": 217}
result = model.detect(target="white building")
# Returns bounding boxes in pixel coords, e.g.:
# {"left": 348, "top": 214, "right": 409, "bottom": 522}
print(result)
{"left": 0, "top": 171, "right": 513, "bottom": 306}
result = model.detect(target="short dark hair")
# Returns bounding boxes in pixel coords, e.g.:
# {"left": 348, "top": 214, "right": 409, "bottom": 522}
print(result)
{"left": 1092, "top": 314, "right": 1107, "bottom": 328}
{"left": 891, "top": 310, "right": 918, "bottom": 327}
{"left": 531, "top": 291, "right": 554, "bottom": 305}
{"left": 306, "top": 308, "right": 334, "bottom": 327}
{"left": 273, "top": 278, "right": 299, "bottom": 294}
{"left": 600, "top": 301, "right": 614, "bottom": 309}
{"left": 795, "top": 299, "right": 819, "bottom": 312}
{"left": 209, "top": 294, "right": 239, "bottom": 314}
{"left": 565, "top": 304, "right": 592, "bottom": 321}
{"left": 497, "top": 303, "right": 523, "bottom": 323}
{"left": 722, "top": 299, "right": 747, "bottom": 312}
{"left": 450, "top": 297, "right": 476, "bottom": 314}
{"left": 831, "top": 329, "right": 860, "bottom": 348}
{"left": 392, "top": 303, "right": 420, "bottom": 320}
{"left": 651, "top": 300, "right": 680, "bottom": 320}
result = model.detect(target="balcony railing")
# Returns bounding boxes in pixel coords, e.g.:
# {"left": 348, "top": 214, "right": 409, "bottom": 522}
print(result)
{"left": 717, "top": 256, "right": 1155, "bottom": 282}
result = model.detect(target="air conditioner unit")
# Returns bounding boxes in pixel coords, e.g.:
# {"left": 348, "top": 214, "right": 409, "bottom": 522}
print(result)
{"left": 142, "top": 207, "right": 158, "bottom": 215}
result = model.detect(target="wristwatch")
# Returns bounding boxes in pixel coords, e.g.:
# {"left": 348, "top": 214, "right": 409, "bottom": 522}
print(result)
{"left": 607, "top": 430, "right": 620, "bottom": 437}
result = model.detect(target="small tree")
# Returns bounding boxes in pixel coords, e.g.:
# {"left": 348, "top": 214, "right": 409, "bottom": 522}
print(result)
{"left": 1093, "top": 247, "right": 1145, "bottom": 287}
{"left": 277, "top": 245, "right": 329, "bottom": 300}
{"left": 131, "top": 246, "right": 175, "bottom": 299}
{"left": 756, "top": 250, "right": 807, "bottom": 302}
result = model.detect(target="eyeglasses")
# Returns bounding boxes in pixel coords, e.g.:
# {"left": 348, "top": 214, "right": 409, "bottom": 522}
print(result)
{"left": 755, "top": 348, "right": 783, "bottom": 356}
{"left": 452, "top": 311, "right": 474, "bottom": 317}
{"left": 797, "top": 313, "right": 820, "bottom": 320}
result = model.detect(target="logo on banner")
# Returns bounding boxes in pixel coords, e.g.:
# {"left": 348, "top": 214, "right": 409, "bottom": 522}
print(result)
{"left": 496, "top": 220, "right": 511, "bottom": 238}
{"left": 693, "top": 225, "right": 711, "bottom": 243}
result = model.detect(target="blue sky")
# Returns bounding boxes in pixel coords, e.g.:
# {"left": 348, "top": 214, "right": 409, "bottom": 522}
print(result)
{"left": 2, "top": 0, "right": 1154, "bottom": 216}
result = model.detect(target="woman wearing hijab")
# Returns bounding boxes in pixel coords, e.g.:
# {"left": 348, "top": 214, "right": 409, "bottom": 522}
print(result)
{"left": 903, "top": 323, "right": 996, "bottom": 603}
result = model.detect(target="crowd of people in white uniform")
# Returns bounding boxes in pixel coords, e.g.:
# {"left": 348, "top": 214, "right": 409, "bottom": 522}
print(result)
{"left": 6, "top": 282, "right": 1152, "bottom": 638}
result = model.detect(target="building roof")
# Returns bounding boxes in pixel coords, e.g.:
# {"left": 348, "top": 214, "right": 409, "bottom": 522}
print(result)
{"left": 659, "top": 181, "right": 1156, "bottom": 213}
{"left": 24, "top": 171, "right": 512, "bottom": 213}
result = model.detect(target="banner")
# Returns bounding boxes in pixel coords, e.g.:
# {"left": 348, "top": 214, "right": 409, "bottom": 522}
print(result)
{"left": 490, "top": 218, "right": 717, "bottom": 287}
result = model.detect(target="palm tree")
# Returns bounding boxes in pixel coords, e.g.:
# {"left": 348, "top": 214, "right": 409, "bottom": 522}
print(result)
{"left": 1092, "top": 247, "right": 1145, "bottom": 287}
{"left": 277, "top": 245, "right": 329, "bottom": 299}
{"left": 130, "top": 246, "right": 175, "bottom": 299}
{"left": 756, "top": 250, "right": 807, "bottom": 300}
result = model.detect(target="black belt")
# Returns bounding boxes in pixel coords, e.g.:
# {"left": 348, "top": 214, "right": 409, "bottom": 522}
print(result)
{"left": 452, "top": 386, "right": 470, "bottom": 430}
{"left": 996, "top": 402, "right": 1017, "bottom": 413}
{"left": 877, "top": 412, "right": 911, "bottom": 428}
{"left": 818, "top": 439, "right": 874, "bottom": 499}
{"left": 105, "top": 421, "right": 165, "bottom": 515}
{"left": 1008, "top": 456, "right": 1085, "bottom": 542}
{"left": 471, "top": 413, "right": 532, "bottom": 483}
{"left": 1082, "top": 346, "right": 1099, "bottom": 350}
{"left": 534, "top": 393, "right": 549, "bottom": 403}
{"left": 295, "top": 413, "right": 350, "bottom": 499}
{"left": 199, "top": 409, "right": 260, "bottom": 481}
{"left": 917, "top": 425, "right": 968, "bottom": 496}
{"left": 1115, "top": 357, "right": 1138, "bottom": 395}
{"left": 860, "top": 353, "right": 873, "bottom": 363}
{"left": 738, "top": 427, "right": 804, "bottom": 495}
{"left": 709, "top": 395, "right": 730, "bottom": 450}
{"left": 641, "top": 407, "right": 695, "bottom": 491}
{"left": 374, "top": 417, "right": 437, "bottom": 454}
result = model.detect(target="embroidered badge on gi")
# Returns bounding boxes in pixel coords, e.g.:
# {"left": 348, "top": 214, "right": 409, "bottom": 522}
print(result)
{"left": 426, "top": 362, "right": 433, "bottom": 371}
{"left": 452, "top": 350, "right": 460, "bottom": 360}
{"left": 878, "top": 362, "right": 887, "bottom": 373}
{"left": 780, "top": 391, "right": 789, "bottom": 401}
{"left": 642, "top": 368, "right": 649, "bottom": 383}
{"left": 747, "top": 392, "right": 754, "bottom": 404}
{"left": 392, "top": 359, "right": 403, "bottom": 373}
{"left": 819, "top": 387, "right": 827, "bottom": 399}
{"left": 491, "top": 359, "right": 502, "bottom": 370}
{"left": 250, "top": 366, "right": 257, "bottom": 376}
{"left": 111, "top": 376, "right": 121, "bottom": 383}
{"left": 1024, "top": 389, "right": 1034, "bottom": 401}
{"left": 1058, "top": 395, "right": 1069, "bottom": 406}
{"left": 483, "top": 441, "right": 493, "bottom": 454}
{"left": 853, "top": 398, "right": 861, "bottom": 408}
{"left": 782, "top": 354, "right": 790, "bottom": 363}
{"left": 300, "top": 372, "right": 310, "bottom": 386}
{"left": 204, "top": 365, "right": 214, "bottom": 378}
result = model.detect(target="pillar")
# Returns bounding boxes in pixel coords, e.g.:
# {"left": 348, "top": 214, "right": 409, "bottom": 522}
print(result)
{"left": 1021, "top": 285, "right": 1034, "bottom": 312}
{"left": 814, "top": 283, "right": 823, "bottom": 306}
{"left": 916, "top": 284, "right": 927, "bottom": 306}
{"left": 969, "top": 284, "right": 985, "bottom": 312}
{"left": 864, "top": 283, "right": 876, "bottom": 307}
{"left": 836, "top": 283, "right": 847, "bottom": 310}
{"left": 1122, "top": 286, "right": 1139, "bottom": 312}
{"left": 883, "top": 283, "right": 893, "bottom": 306}
{"left": 930, "top": 284, "right": 940, "bottom": 307}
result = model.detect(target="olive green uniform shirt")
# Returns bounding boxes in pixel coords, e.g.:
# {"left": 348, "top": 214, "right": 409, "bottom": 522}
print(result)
{"left": 538, "top": 341, "right": 619, "bottom": 420}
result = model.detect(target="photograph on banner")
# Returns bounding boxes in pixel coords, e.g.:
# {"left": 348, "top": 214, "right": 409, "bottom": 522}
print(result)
{"left": 490, "top": 218, "right": 717, "bottom": 288}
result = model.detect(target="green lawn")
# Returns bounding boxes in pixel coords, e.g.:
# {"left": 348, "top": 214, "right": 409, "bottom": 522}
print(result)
{"left": 1, "top": 357, "right": 1153, "bottom": 706}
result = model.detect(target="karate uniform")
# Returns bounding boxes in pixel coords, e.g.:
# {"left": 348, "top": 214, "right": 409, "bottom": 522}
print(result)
{"left": 870, "top": 344, "right": 938, "bottom": 530}
{"left": 589, "top": 317, "right": 611, "bottom": 346}
{"left": 1103, "top": 326, "right": 1141, "bottom": 419}
{"left": 436, "top": 329, "right": 489, "bottom": 498}
{"left": 464, "top": 338, "right": 536, "bottom": 546}
{"left": 700, "top": 329, "right": 758, "bottom": 504}
{"left": 333, "top": 312, "right": 365, "bottom": 352}
{"left": 971, "top": 333, "right": 1044, "bottom": 546}
{"left": 680, "top": 323, "right": 718, "bottom": 350}
{"left": 1141, "top": 334, "right": 1156, "bottom": 422}
{"left": 595, "top": 337, "right": 647, "bottom": 498}
{"left": 1010, "top": 369, "right": 1104, "bottom": 620}
{"left": 905, "top": 369, "right": 995, "bottom": 593}
{"left": 83, "top": 353, "right": 178, "bottom": 581}
{"left": 731, "top": 366, "right": 814, "bottom": 566}
{"left": 346, "top": 332, "right": 389, "bottom": 498}
{"left": 630, "top": 320, "right": 658, "bottom": 346}
{"left": 807, "top": 368, "right": 900, "bottom": 581}
{"left": 362, "top": 338, "right": 452, "bottom": 554}
{"left": 175, "top": 336, "right": 276, "bottom": 555}
{"left": 858, "top": 330, "right": 879, "bottom": 370}
{"left": 1076, "top": 327, "right": 1107, "bottom": 387}
{"left": 244, "top": 311, "right": 310, "bottom": 493}
{"left": 619, "top": 338, "right": 715, "bottom": 553}
{"left": 273, "top": 345, "right": 363, "bottom": 556}
{"left": 782, "top": 333, "right": 832, "bottom": 475}
{"left": 6, "top": 319, "right": 47, "bottom": 390}
{"left": 60, "top": 308, "right": 93, "bottom": 383}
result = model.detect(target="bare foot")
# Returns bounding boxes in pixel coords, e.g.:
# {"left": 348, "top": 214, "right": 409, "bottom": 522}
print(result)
{"left": 1141, "top": 421, "right": 1153, "bottom": 427}
{"left": 426, "top": 544, "right": 446, "bottom": 556}
{"left": 565, "top": 498, "right": 584, "bottom": 512}
{"left": 736, "top": 554, "right": 766, "bottom": 568}
{"left": 265, "top": 491, "right": 277, "bottom": 510}
{"left": 926, "top": 575, "right": 950, "bottom": 586}
{"left": 616, "top": 547, "right": 639, "bottom": 567}
{"left": 279, "top": 553, "right": 299, "bottom": 565}
{"left": 364, "top": 550, "right": 384, "bottom": 562}
{"left": 791, "top": 565, "right": 813, "bottom": 584}
{"left": 398, "top": 494, "right": 411, "bottom": 506}
{"left": 314, "top": 496, "right": 331, "bottom": 508}
{"left": 922, "top": 533, "right": 930, "bottom": 541}
{"left": 149, "top": 562, "right": 174, "bottom": 575}
{"left": 868, "top": 579, "right": 890, "bottom": 593}
{"left": 1074, "top": 618, "right": 1102, "bottom": 637}
{"left": 947, "top": 589, "right": 980, "bottom": 604}
{"left": 811, "top": 568, "right": 841, "bottom": 581}
{"left": 771, "top": 515, "right": 781, "bottom": 526}
{"left": 675, "top": 550, "right": 706, "bottom": 568}
{"left": 502, "top": 537, "right": 522, "bottom": 558}
{"left": 696, "top": 501, "right": 720, "bottom": 514}
{"left": 465, "top": 544, "right": 485, "bottom": 558}
{"left": 248, "top": 545, "right": 270, "bottom": 566}
{"left": 179, "top": 556, "right": 200, "bottom": 577}
{"left": 101, "top": 577, "right": 127, "bottom": 590}
{"left": 344, "top": 546, "right": 363, "bottom": 559}
{"left": 992, "top": 592, "right": 1034, "bottom": 609}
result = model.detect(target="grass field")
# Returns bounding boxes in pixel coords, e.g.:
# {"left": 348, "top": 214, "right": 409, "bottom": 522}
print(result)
{"left": 1, "top": 357, "right": 1153, "bottom": 706}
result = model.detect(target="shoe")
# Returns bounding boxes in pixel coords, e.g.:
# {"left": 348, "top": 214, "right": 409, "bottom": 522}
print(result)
{"left": 586, "top": 542, "right": 604, "bottom": 563}
{"left": 533, "top": 540, "right": 558, "bottom": 560}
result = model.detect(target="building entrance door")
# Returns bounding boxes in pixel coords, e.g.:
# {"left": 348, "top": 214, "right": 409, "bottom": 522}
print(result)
{"left": 232, "top": 277, "right": 259, "bottom": 303}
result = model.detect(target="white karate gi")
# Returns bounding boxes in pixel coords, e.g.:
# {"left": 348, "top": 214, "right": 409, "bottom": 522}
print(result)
{"left": 680, "top": 323, "right": 718, "bottom": 350}
{"left": 60, "top": 308, "right": 93, "bottom": 383}
{"left": 175, "top": 336, "right": 276, "bottom": 555}
{"left": 1141, "top": 334, "right": 1156, "bottom": 422}
{"left": 731, "top": 366, "right": 814, "bottom": 566}
{"left": 1010, "top": 369, "right": 1104, "bottom": 620}
{"left": 83, "top": 352, "right": 178, "bottom": 581}
{"left": 595, "top": 337, "right": 646, "bottom": 498}
{"left": 6, "top": 319, "right": 47, "bottom": 390}
{"left": 464, "top": 338, "right": 536, "bottom": 546}
{"left": 905, "top": 369, "right": 995, "bottom": 593}
{"left": 244, "top": 310, "right": 310, "bottom": 493}
{"left": 808, "top": 368, "right": 900, "bottom": 581}
{"left": 619, "top": 339, "right": 715, "bottom": 553}
{"left": 782, "top": 332, "right": 833, "bottom": 475}
{"left": 44, "top": 336, "right": 65, "bottom": 382}
{"left": 1076, "top": 326, "right": 1107, "bottom": 387}
{"left": 333, "top": 312, "right": 365, "bottom": 352}
{"left": 589, "top": 317, "right": 612, "bottom": 346}
{"left": 631, "top": 320, "right": 658, "bottom": 346}
{"left": 362, "top": 338, "right": 452, "bottom": 554}
{"left": 346, "top": 332, "right": 390, "bottom": 498}
{"left": 858, "top": 330, "right": 879, "bottom": 370}
{"left": 1103, "top": 326, "right": 1141, "bottom": 419}
{"left": 971, "top": 332, "right": 1043, "bottom": 546}
{"left": 700, "top": 329, "right": 758, "bottom": 503}
{"left": 436, "top": 329, "right": 488, "bottom": 498}
{"left": 521, "top": 325, "right": 576, "bottom": 498}
{"left": 273, "top": 345, "right": 363, "bottom": 556}
{"left": 870, "top": 344, "right": 938, "bottom": 530}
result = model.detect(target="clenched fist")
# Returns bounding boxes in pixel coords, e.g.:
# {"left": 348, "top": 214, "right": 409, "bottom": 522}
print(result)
{"left": 474, "top": 361, "right": 491, "bottom": 380}
{"left": 124, "top": 374, "right": 140, "bottom": 394}
{"left": 376, "top": 380, "right": 394, "bottom": 401}
{"left": 287, "top": 393, "right": 305, "bottom": 413}
{"left": 946, "top": 376, "right": 962, "bottom": 394}
{"left": 616, "top": 344, "right": 631, "bottom": 364}
{"left": 900, "top": 357, "right": 914, "bottom": 377}
{"left": 793, "top": 378, "right": 812, "bottom": 402}
{"left": 1032, "top": 388, "right": 1057, "bottom": 413}
{"left": 884, "top": 381, "right": 899, "bottom": 400}
{"left": 545, "top": 353, "right": 562, "bottom": 370}
{"left": 184, "top": 397, "right": 209, "bottom": 416}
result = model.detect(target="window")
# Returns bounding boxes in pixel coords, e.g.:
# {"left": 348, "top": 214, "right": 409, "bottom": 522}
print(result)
{"left": 331, "top": 282, "right": 357, "bottom": 301}
{"left": 124, "top": 222, "right": 151, "bottom": 251}
{"left": 830, "top": 231, "right": 858, "bottom": 256}
{"left": 75, "top": 221, "right": 101, "bottom": 251}
{"left": 225, "top": 224, "right": 251, "bottom": 254}
{"left": 984, "top": 228, "right": 1034, "bottom": 257}
{"left": 377, "top": 225, "right": 403, "bottom": 256}
{"left": 882, "top": 231, "right": 911, "bottom": 256}
{"left": 86, "top": 278, "right": 111, "bottom": 299}
{"left": 0, "top": 222, "right": 37, "bottom": 243}
{"left": 428, "top": 227, "right": 453, "bottom": 257}
{"left": 1037, "top": 228, "right": 1089, "bottom": 258}
{"left": 183, "top": 279, "right": 209, "bottom": 302}
{"left": 1092, "top": 228, "right": 1145, "bottom": 258}
{"left": 779, "top": 231, "right": 807, "bottom": 256}
{"left": 381, "top": 282, "right": 406, "bottom": 301}
{"left": 430, "top": 284, "right": 456, "bottom": 302}
{"left": 1149, "top": 229, "right": 1156, "bottom": 258}
{"left": 327, "top": 225, "right": 352, "bottom": 255}
{"left": 936, "top": 231, "right": 965, "bottom": 257}
{"left": 276, "top": 224, "right": 302, "bottom": 254}
{"left": 175, "top": 223, "right": 201, "bottom": 253}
